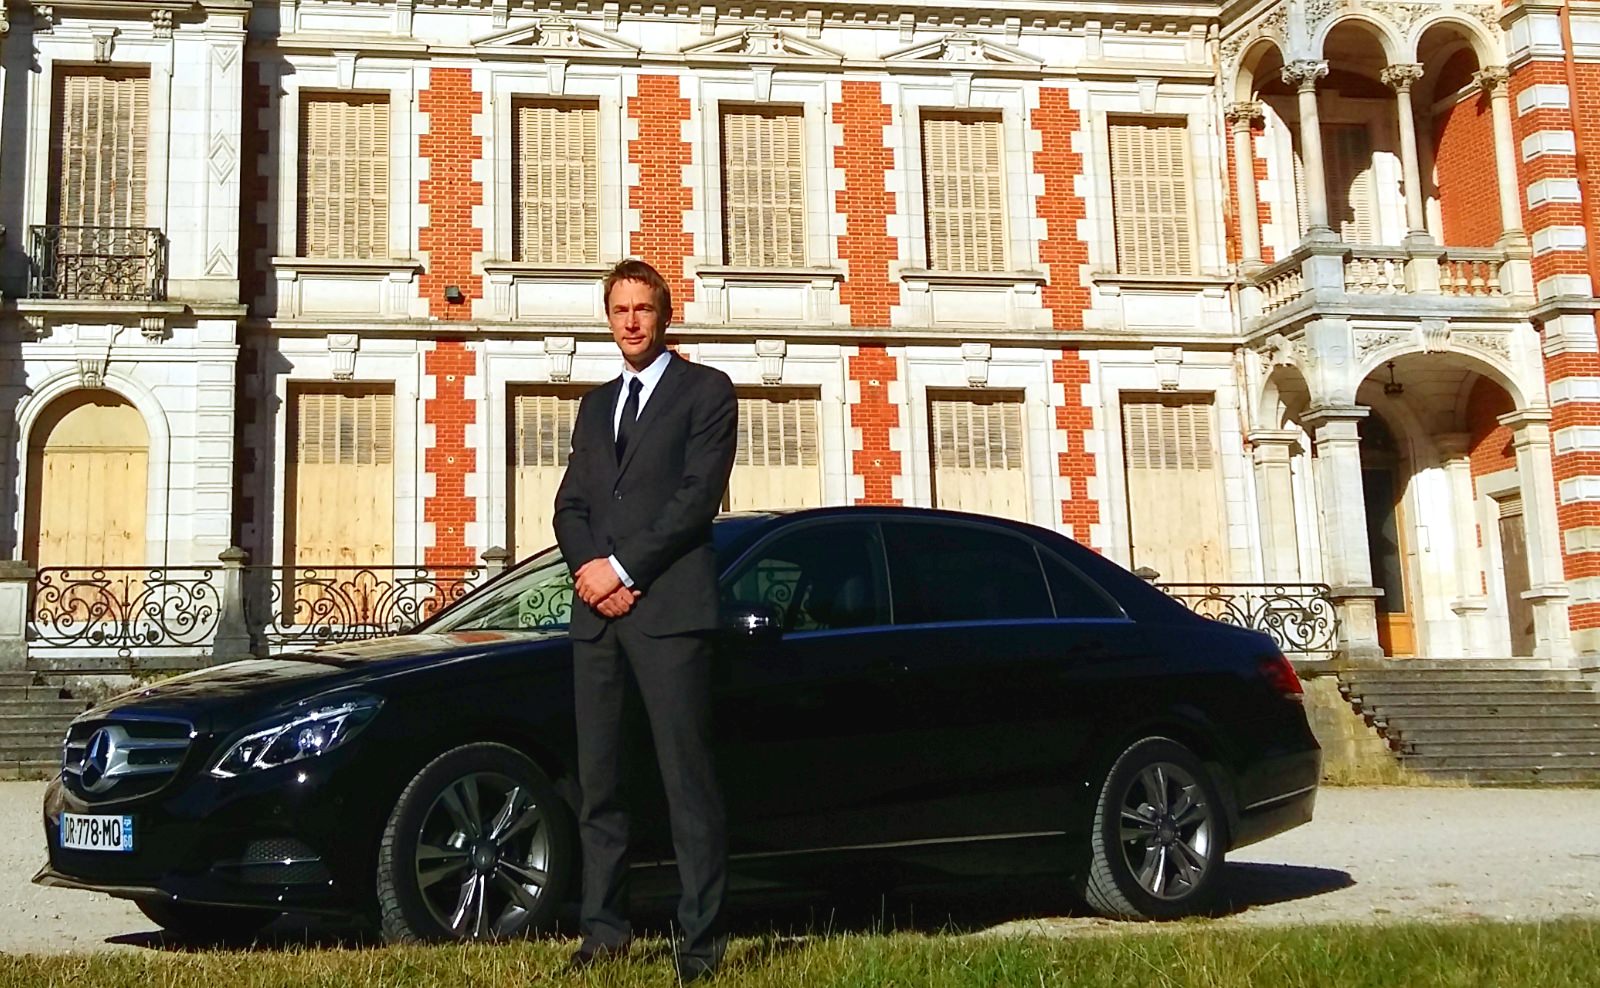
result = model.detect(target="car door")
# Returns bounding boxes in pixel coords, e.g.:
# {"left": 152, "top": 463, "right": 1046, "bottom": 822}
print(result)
{"left": 711, "top": 519, "right": 915, "bottom": 856}
{"left": 871, "top": 519, "right": 1140, "bottom": 840}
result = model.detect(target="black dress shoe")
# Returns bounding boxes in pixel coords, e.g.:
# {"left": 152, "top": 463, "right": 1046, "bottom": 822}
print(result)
{"left": 568, "top": 939, "right": 631, "bottom": 970}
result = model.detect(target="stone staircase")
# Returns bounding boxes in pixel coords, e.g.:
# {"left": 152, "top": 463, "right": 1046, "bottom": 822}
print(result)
{"left": 1338, "top": 659, "right": 1600, "bottom": 785}
{"left": 0, "top": 671, "right": 89, "bottom": 780}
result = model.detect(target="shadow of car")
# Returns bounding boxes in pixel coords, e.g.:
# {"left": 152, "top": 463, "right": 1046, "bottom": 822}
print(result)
{"left": 36, "top": 506, "right": 1320, "bottom": 942}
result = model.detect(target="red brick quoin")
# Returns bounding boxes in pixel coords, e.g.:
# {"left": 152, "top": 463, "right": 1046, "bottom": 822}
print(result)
{"left": 629, "top": 76, "right": 695, "bottom": 307}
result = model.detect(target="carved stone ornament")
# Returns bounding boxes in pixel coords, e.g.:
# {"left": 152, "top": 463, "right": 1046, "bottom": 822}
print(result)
{"left": 1305, "top": 0, "right": 1345, "bottom": 27}
{"left": 961, "top": 341, "right": 992, "bottom": 388}
{"left": 1154, "top": 346, "right": 1183, "bottom": 391}
{"left": 92, "top": 29, "right": 117, "bottom": 63}
{"left": 1417, "top": 320, "right": 1450, "bottom": 353}
{"left": 1226, "top": 101, "right": 1264, "bottom": 126}
{"left": 22, "top": 313, "right": 46, "bottom": 339}
{"left": 77, "top": 354, "right": 107, "bottom": 389}
{"left": 1258, "top": 332, "right": 1300, "bottom": 370}
{"left": 1454, "top": 331, "right": 1512, "bottom": 362}
{"left": 140, "top": 315, "right": 165, "bottom": 342}
{"left": 1474, "top": 66, "right": 1511, "bottom": 96}
{"left": 33, "top": 4, "right": 53, "bottom": 32}
{"left": 545, "top": 336, "right": 576, "bottom": 383}
{"left": 755, "top": 338, "right": 787, "bottom": 385}
{"left": 151, "top": 9, "right": 173, "bottom": 39}
{"left": 1282, "top": 60, "right": 1329, "bottom": 91}
{"left": 1381, "top": 64, "right": 1425, "bottom": 93}
{"left": 328, "top": 333, "right": 359, "bottom": 381}
{"left": 1354, "top": 330, "right": 1410, "bottom": 363}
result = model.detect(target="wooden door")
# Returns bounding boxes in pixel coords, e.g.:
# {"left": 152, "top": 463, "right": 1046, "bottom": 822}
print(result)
{"left": 1122, "top": 396, "right": 1228, "bottom": 582}
{"left": 511, "top": 390, "right": 581, "bottom": 558}
{"left": 1497, "top": 496, "right": 1536, "bottom": 656}
{"left": 725, "top": 389, "right": 822, "bottom": 511}
{"left": 1363, "top": 466, "right": 1415, "bottom": 656}
{"left": 929, "top": 392, "right": 1029, "bottom": 522}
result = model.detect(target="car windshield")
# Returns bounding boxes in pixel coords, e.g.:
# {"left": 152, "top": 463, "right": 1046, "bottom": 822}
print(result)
{"left": 427, "top": 546, "right": 574, "bottom": 633}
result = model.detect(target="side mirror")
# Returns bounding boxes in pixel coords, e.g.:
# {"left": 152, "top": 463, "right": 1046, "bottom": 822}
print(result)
{"left": 721, "top": 602, "right": 782, "bottom": 640}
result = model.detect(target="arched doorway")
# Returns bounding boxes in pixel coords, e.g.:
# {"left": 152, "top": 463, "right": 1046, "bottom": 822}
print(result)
{"left": 24, "top": 389, "right": 150, "bottom": 568}
{"left": 1360, "top": 412, "right": 1415, "bottom": 656}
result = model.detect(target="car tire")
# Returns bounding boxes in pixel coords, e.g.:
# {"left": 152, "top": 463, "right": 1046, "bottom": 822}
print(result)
{"left": 136, "top": 900, "right": 278, "bottom": 942}
{"left": 377, "top": 742, "right": 576, "bottom": 942}
{"left": 1078, "top": 737, "right": 1227, "bottom": 920}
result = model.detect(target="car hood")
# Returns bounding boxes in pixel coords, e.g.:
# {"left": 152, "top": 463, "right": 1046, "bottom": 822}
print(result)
{"left": 79, "top": 630, "right": 570, "bottom": 732}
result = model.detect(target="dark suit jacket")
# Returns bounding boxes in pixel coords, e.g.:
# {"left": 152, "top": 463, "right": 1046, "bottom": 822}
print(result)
{"left": 554, "top": 353, "right": 738, "bottom": 641}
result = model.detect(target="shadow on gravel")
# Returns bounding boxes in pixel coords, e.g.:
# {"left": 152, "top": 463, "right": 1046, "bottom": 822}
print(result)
{"left": 105, "top": 861, "right": 1354, "bottom": 952}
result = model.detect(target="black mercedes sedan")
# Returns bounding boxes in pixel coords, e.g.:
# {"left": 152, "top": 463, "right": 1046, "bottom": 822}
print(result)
{"left": 36, "top": 507, "right": 1319, "bottom": 941}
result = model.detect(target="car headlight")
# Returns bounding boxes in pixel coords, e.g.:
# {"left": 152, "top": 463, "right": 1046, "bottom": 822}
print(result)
{"left": 209, "top": 695, "right": 383, "bottom": 778}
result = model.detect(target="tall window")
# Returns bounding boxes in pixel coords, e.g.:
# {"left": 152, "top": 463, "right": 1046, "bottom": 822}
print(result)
{"left": 721, "top": 106, "right": 806, "bottom": 266}
{"left": 514, "top": 100, "right": 600, "bottom": 264}
{"left": 928, "top": 392, "right": 1028, "bottom": 521}
{"left": 288, "top": 388, "right": 395, "bottom": 568}
{"left": 51, "top": 68, "right": 150, "bottom": 228}
{"left": 511, "top": 390, "right": 582, "bottom": 557}
{"left": 299, "top": 94, "right": 390, "bottom": 259}
{"left": 1293, "top": 123, "right": 1380, "bottom": 244}
{"left": 1121, "top": 395, "right": 1226, "bottom": 582}
{"left": 726, "top": 390, "right": 822, "bottom": 510}
{"left": 1109, "top": 117, "right": 1196, "bottom": 276}
{"left": 921, "top": 111, "right": 1007, "bottom": 271}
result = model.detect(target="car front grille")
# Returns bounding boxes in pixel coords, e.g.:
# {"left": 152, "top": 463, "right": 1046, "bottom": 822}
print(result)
{"left": 61, "top": 716, "right": 195, "bottom": 802}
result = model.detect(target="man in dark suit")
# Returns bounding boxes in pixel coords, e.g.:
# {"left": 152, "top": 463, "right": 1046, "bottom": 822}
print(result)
{"left": 553, "top": 258, "right": 738, "bottom": 981}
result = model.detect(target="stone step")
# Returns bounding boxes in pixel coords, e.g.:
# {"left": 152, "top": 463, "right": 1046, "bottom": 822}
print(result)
{"left": 1343, "top": 670, "right": 1589, "bottom": 685}
{"left": 0, "top": 699, "right": 91, "bottom": 716}
{"left": 1420, "top": 766, "right": 1600, "bottom": 786}
{"left": 1350, "top": 688, "right": 1600, "bottom": 707}
{"left": 0, "top": 744, "right": 63, "bottom": 764}
{"left": 1343, "top": 658, "right": 1562, "bottom": 672}
{"left": 1386, "top": 713, "right": 1600, "bottom": 733}
{"left": 0, "top": 672, "right": 36, "bottom": 687}
{"left": 0, "top": 684, "right": 78, "bottom": 702}
{"left": 0, "top": 713, "right": 79, "bottom": 734}
{"left": 0, "top": 760, "right": 60, "bottom": 781}
{"left": 1401, "top": 739, "right": 1600, "bottom": 757}
{"left": 1402, "top": 752, "right": 1600, "bottom": 772}
{"left": 1389, "top": 726, "right": 1600, "bottom": 744}
{"left": 1369, "top": 701, "right": 1600, "bottom": 719}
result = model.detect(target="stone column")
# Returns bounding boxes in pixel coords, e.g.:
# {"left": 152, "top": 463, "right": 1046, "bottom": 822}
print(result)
{"left": 1283, "top": 59, "right": 1335, "bottom": 243}
{"left": 1302, "top": 405, "right": 1384, "bottom": 661}
{"left": 1499, "top": 409, "right": 1575, "bottom": 662}
{"left": 1434, "top": 432, "right": 1488, "bottom": 657}
{"left": 0, "top": 561, "right": 32, "bottom": 670}
{"left": 1474, "top": 67, "right": 1528, "bottom": 248}
{"left": 1228, "top": 101, "right": 1266, "bottom": 272}
{"left": 211, "top": 547, "right": 255, "bottom": 662}
{"left": 1249, "top": 430, "right": 1303, "bottom": 582}
{"left": 1381, "top": 64, "right": 1429, "bottom": 242}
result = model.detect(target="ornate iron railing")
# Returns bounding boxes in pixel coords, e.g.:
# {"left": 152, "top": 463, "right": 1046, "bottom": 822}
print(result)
{"left": 242, "top": 565, "right": 485, "bottom": 649}
{"left": 29, "top": 567, "right": 222, "bottom": 658}
{"left": 28, "top": 224, "right": 168, "bottom": 301}
{"left": 1154, "top": 582, "right": 1339, "bottom": 656}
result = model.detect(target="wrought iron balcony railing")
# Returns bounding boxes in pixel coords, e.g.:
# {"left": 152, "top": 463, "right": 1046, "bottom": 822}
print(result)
{"left": 1154, "top": 582, "right": 1339, "bottom": 657}
{"left": 28, "top": 224, "right": 168, "bottom": 302}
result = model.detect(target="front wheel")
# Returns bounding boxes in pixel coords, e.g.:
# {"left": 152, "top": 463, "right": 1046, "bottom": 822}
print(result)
{"left": 1077, "top": 737, "right": 1227, "bottom": 920}
{"left": 376, "top": 743, "right": 577, "bottom": 942}
{"left": 136, "top": 900, "right": 278, "bottom": 942}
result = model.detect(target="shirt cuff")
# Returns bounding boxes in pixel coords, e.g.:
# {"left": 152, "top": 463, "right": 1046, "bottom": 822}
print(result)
{"left": 608, "top": 555, "right": 633, "bottom": 589}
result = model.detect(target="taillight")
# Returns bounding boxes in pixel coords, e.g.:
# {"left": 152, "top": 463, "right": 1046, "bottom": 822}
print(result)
{"left": 1259, "top": 651, "right": 1304, "bottom": 701}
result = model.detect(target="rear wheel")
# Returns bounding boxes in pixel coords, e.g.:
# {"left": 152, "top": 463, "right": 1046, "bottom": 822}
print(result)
{"left": 1078, "top": 737, "right": 1226, "bottom": 920}
{"left": 376, "top": 743, "right": 576, "bottom": 942}
{"left": 136, "top": 900, "right": 278, "bottom": 942}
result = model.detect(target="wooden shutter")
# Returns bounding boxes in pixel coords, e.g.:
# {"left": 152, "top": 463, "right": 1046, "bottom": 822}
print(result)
{"left": 922, "top": 112, "right": 1007, "bottom": 272}
{"left": 726, "top": 391, "right": 822, "bottom": 509}
{"left": 289, "top": 389, "right": 394, "bottom": 567}
{"left": 1324, "top": 123, "right": 1378, "bottom": 244}
{"left": 26, "top": 392, "right": 149, "bottom": 570}
{"left": 929, "top": 394, "right": 1029, "bottom": 520}
{"left": 299, "top": 95, "right": 390, "bottom": 259}
{"left": 1122, "top": 396, "right": 1227, "bottom": 582}
{"left": 1109, "top": 118, "right": 1195, "bottom": 276}
{"left": 512, "top": 392, "right": 581, "bottom": 556}
{"left": 52, "top": 69, "right": 149, "bottom": 228}
{"left": 722, "top": 107, "right": 806, "bottom": 267}
{"left": 514, "top": 102, "right": 599, "bottom": 264}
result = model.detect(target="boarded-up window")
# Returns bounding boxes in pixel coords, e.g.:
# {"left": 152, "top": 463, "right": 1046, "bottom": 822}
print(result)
{"left": 726, "top": 390, "right": 822, "bottom": 510}
{"left": 1294, "top": 123, "right": 1379, "bottom": 243}
{"left": 722, "top": 107, "right": 806, "bottom": 267}
{"left": 299, "top": 95, "right": 390, "bottom": 259}
{"left": 26, "top": 391, "right": 149, "bottom": 570}
{"left": 1109, "top": 117, "right": 1195, "bottom": 276}
{"left": 514, "top": 101, "right": 600, "bottom": 264}
{"left": 288, "top": 389, "right": 394, "bottom": 568}
{"left": 51, "top": 68, "right": 150, "bottom": 228}
{"left": 511, "top": 391, "right": 582, "bottom": 557}
{"left": 922, "top": 112, "right": 1007, "bottom": 272}
{"left": 929, "top": 393, "right": 1029, "bottom": 521}
{"left": 1122, "top": 396, "right": 1227, "bottom": 582}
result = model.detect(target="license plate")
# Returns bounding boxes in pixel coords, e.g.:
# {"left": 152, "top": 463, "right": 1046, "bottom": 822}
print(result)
{"left": 59, "top": 813, "right": 134, "bottom": 852}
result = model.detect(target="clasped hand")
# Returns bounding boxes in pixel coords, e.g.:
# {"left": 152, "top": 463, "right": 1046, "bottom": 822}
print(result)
{"left": 575, "top": 558, "right": 640, "bottom": 618}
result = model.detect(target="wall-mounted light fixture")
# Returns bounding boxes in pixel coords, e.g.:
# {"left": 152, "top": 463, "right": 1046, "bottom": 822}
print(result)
{"left": 444, "top": 285, "right": 464, "bottom": 304}
{"left": 1383, "top": 360, "right": 1404, "bottom": 397}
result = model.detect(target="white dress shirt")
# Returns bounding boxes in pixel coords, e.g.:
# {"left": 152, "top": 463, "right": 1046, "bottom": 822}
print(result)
{"left": 607, "top": 349, "right": 673, "bottom": 589}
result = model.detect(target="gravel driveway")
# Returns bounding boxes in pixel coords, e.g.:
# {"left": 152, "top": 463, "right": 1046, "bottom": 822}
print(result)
{"left": 3, "top": 782, "right": 1597, "bottom": 953}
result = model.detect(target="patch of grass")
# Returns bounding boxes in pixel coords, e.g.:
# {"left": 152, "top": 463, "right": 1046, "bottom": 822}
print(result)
{"left": 1, "top": 921, "right": 1597, "bottom": 987}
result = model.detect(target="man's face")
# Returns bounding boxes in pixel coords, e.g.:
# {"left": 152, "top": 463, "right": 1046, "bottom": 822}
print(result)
{"left": 607, "top": 279, "right": 668, "bottom": 370}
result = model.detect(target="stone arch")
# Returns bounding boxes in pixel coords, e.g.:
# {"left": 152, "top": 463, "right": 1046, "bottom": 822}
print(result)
{"left": 15, "top": 370, "right": 173, "bottom": 565}
{"left": 1353, "top": 343, "right": 1530, "bottom": 412}
{"left": 1233, "top": 36, "right": 1289, "bottom": 101}
{"left": 1314, "top": 13, "right": 1406, "bottom": 65}
{"left": 1408, "top": 14, "right": 1499, "bottom": 66}
{"left": 1257, "top": 360, "right": 1314, "bottom": 432}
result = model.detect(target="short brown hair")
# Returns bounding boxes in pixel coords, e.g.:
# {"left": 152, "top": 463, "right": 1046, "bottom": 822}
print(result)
{"left": 602, "top": 258, "right": 673, "bottom": 322}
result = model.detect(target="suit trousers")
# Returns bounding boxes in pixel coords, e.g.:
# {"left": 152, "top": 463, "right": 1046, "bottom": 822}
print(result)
{"left": 572, "top": 619, "right": 726, "bottom": 959}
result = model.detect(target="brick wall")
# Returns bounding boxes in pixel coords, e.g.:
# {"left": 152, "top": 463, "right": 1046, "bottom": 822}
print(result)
{"left": 628, "top": 75, "right": 695, "bottom": 308}
{"left": 418, "top": 68, "right": 483, "bottom": 569}
{"left": 239, "top": 61, "right": 271, "bottom": 311}
{"left": 834, "top": 81, "right": 897, "bottom": 327}
{"left": 1434, "top": 91, "right": 1501, "bottom": 248}
{"left": 849, "top": 346, "right": 901, "bottom": 505}
{"left": 1033, "top": 86, "right": 1100, "bottom": 549}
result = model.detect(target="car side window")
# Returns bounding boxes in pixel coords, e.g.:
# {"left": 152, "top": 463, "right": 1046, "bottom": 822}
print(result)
{"left": 722, "top": 523, "right": 890, "bottom": 633}
{"left": 1039, "top": 550, "right": 1123, "bottom": 619}
{"left": 884, "top": 522, "right": 1054, "bottom": 625}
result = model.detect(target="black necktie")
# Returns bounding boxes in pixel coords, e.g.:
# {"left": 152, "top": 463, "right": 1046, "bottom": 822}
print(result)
{"left": 615, "top": 377, "right": 643, "bottom": 462}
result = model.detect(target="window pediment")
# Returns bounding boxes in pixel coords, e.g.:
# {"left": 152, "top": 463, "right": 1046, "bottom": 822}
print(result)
{"left": 884, "top": 32, "right": 1041, "bottom": 70}
{"left": 473, "top": 17, "right": 640, "bottom": 57}
{"left": 681, "top": 26, "right": 844, "bottom": 64}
